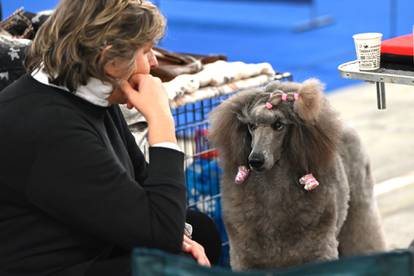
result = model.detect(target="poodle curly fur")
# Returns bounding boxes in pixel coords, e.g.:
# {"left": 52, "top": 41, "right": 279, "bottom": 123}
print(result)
{"left": 208, "top": 79, "right": 386, "bottom": 271}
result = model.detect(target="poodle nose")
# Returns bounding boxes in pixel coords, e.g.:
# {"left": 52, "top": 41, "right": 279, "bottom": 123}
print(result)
{"left": 248, "top": 153, "right": 265, "bottom": 170}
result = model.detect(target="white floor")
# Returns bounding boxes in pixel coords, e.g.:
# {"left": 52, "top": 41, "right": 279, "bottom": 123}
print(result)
{"left": 329, "top": 83, "right": 414, "bottom": 250}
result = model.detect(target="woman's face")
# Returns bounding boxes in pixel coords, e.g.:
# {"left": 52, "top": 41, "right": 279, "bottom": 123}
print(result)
{"left": 105, "top": 43, "right": 159, "bottom": 104}
{"left": 134, "top": 43, "right": 158, "bottom": 75}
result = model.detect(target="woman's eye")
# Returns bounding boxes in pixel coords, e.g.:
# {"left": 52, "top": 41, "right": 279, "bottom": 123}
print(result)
{"left": 272, "top": 122, "right": 285, "bottom": 131}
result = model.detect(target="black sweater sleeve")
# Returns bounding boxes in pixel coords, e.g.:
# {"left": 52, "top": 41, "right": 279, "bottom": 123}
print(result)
{"left": 107, "top": 105, "right": 149, "bottom": 184}
{"left": 25, "top": 105, "right": 186, "bottom": 253}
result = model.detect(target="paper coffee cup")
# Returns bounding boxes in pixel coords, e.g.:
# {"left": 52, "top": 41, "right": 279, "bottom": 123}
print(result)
{"left": 353, "top": 33, "right": 383, "bottom": 71}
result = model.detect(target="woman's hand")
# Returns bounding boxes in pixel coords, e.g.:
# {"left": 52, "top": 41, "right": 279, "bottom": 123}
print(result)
{"left": 119, "top": 74, "right": 177, "bottom": 145}
{"left": 182, "top": 235, "right": 211, "bottom": 267}
{"left": 120, "top": 74, "right": 170, "bottom": 121}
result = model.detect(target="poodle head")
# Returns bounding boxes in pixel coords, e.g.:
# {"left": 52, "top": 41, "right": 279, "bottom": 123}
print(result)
{"left": 208, "top": 79, "right": 341, "bottom": 177}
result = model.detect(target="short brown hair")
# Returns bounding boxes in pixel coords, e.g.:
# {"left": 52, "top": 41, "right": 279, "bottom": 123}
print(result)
{"left": 26, "top": 0, "right": 165, "bottom": 91}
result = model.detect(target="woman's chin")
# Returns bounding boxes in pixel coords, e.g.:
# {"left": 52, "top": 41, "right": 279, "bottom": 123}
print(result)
{"left": 107, "top": 93, "right": 128, "bottom": 105}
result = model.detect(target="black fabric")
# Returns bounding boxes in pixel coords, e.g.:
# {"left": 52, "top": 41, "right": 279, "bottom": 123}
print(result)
{"left": 21, "top": 11, "right": 51, "bottom": 37}
{"left": 85, "top": 256, "right": 131, "bottom": 276}
{"left": 0, "top": 35, "right": 30, "bottom": 92}
{"left": 186, "top": 210, "right": 222, "bottom": 265}
{"left": 1, "top": 9, "right": 33, "bottom": 38}
{"left": 380, "top": 34, "right": 413, "bottom": 71}
{"left": 381, "top": 53, "right": 413, "bottom": 65}
{"left": 0, "top": 74, "right": 186, "bottom": 275}
{"left": 1, "top": 9, "right": 51, "bottom": 39}
{"left": 381, "top": 53, "right": 414, "bottom": 71}
{"left": 380, "top": 61, "right": 414, "bottom": 71}
{"left": 0, "top": 9, "right": 51, "bottom": 92}
{"left": 85, "top": 210, "right": 222, "bottom": 276}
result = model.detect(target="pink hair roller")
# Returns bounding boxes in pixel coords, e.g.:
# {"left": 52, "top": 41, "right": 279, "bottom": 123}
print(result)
{"left": 265, "top": 102, "right": 273, "bottom": 110}
{"left": 235, "top": 166, "right": 250, "bottom": 185}
{"left": 299, "top": 173, "right": 319, "bottom": 191}
{"left": 293, "top": 93, "right": 300, "bottom": 101}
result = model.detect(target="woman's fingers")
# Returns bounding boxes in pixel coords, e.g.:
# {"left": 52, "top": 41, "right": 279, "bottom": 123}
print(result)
{"left": 119, "top": 80, "right": 137, "bottom": 98}
{"left": 128, "top": 73, "right": 144, "bottom": 89}
{"left": 182, "top": 236, "right": 211, "bottom": 267}
{"left": 119, "top": 78, "right": 142, "bottom": 108}
{"left": 183, "top": 243, "right": 210, "bottom": 267}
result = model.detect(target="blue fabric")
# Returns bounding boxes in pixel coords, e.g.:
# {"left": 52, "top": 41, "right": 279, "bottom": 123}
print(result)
{"left": 132, "top": 248, "right": 414, "bottom": 276}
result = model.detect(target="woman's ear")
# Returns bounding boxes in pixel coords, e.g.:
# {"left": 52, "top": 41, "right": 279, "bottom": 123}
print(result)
{"left": 104, "top": 59, "right": 121, "bottom": 79}
{"left": 294, "top": 78, "right": 324, "bottom": 123}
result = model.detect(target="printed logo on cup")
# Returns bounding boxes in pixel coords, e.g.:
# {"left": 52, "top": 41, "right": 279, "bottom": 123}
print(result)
{"left": 353, "top": 33, "right": 383, "bottom": 71}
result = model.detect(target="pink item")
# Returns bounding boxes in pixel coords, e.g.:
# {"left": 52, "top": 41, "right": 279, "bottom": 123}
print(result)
{"left": 265, "top": 102, "right": 273, "bottom": 110}
{"left": 293, "top": 93, "right": 300, "bottom": 101}
{"left": 235, "top": 166, "right": 250, "bottom": 185}
{"left": 281, "top": 93, "right": 288, "bottom": 101}
{"left": 299, "top": 173, "right": 319, "bottom": 191}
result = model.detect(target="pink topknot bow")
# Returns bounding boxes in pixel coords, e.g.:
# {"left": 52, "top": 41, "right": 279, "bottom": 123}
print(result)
{"left": 281, "top": 93, "right": 300, "bottom": 102}
{"left": 235, "top": 166, "right": 250, "bottom": 185}
{"left": 299, "top": 173, "right": 319, "bottom": 191}
{"left": 265, "top": 92, "right": 300, "bottom": 109}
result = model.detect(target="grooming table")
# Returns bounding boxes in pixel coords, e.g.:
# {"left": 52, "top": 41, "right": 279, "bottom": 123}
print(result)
{"left": 338, "top": 60, "right": 414, "bottom": 110}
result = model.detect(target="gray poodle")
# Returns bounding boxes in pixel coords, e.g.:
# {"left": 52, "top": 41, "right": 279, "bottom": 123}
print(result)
{"left": 208, "top": 79, "right": 386, "bottom": 271}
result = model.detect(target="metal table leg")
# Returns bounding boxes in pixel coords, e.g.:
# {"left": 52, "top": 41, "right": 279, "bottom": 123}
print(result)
{"left": 376, "top": 82, "right": 386, "bottom": 110}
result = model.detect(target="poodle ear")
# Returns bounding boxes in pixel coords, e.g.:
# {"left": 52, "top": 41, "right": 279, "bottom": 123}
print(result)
{"left": 288, "top": 123, "right": 339, "bottom": 177}
{"left": 294, "top": 78, "right": 324, "bottom": 123}
{"left": 208, "top": 89, "right": 260, "bottom": 168}
{"left": 288, "top": 79, "right": 341, "bottom": 176}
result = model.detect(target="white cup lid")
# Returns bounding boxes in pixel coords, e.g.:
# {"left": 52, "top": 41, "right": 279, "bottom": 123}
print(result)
{"left": 353, "top": 32, "right": 383, "bottom": 40}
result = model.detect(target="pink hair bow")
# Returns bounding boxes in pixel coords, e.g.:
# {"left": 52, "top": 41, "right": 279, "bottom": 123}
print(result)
{"left": 265, "top": 92, "right": 300, "bottom": 109}
{"left": 281, "top": 93, "right": 300, "bottom": 102}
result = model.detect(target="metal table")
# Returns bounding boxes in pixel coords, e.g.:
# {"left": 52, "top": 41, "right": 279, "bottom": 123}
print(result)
{"left": 338, "top": 60, "right": 414, "bottom": 109}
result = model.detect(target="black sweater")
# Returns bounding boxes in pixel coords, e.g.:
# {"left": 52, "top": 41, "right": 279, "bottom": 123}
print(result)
{"left": 0, "top": 74, "right": 186, "bottom": 275}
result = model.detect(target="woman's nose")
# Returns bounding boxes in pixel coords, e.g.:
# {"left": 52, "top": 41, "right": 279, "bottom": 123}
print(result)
{"left": 149, "top": 50, "right": 158, "bottom": 68}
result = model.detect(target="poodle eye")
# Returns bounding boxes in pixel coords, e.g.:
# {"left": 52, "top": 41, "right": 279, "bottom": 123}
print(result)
{"left": 272, "top": 121, "right": 285, "bottom": 131}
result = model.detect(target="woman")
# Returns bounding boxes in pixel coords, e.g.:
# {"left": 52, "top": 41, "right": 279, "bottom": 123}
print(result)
{"left": 0, "top": 0, "right": 214, "bottom": 275}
